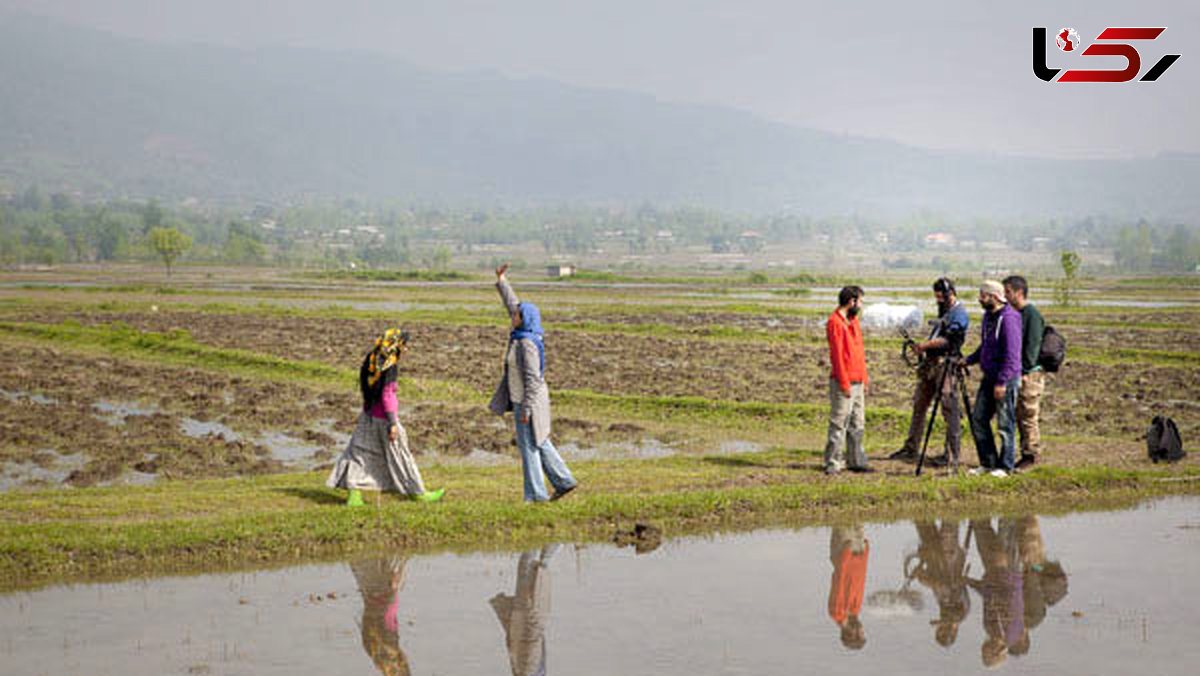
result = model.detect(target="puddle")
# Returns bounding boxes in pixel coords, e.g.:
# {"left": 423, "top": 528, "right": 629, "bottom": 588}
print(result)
{"left": 421, "top": 448, "right": 516, "bottom": 467}
{"left": 101, "top": 468, "right": 160, "bottom": 487}
{"left": 4, "top": 497, "right": 1198, "bottom": 674}
{"left": 312, "top": 418, "right": 352, "bottom": 449}
{"left": 0, "top": 450, "right": 85, "bottom": 491}
{"left": 256, "top": 432, "right": 323, "bottom": 465}
{"left": 0, "top": 389, "right": 57, "bottom": 405}
{"left": 93, "top": 400, "right": 160, "bottom": 426}
{"left": 716, "top": 440, "right": 764, "bottom": 454}
{"left": 559, "top": 438, "right": 677, "bottom": 461}
{"left": 180, "top": 418, "right": 240, "bottom": 442}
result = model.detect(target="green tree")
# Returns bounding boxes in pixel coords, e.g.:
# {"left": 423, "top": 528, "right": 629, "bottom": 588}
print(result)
{"left": 147, "top": 227, "right": 192, "bottom": 276}
{"left": 141, "top": 199, "right": 165, "bottom": 235}
{"left": 428, "top": 246, "right": 451, "bottom": 270}
{"left": 94, "top": 211, "right": 127, "bottom": 261}
{"left": 222, "top": 222, "right": 266, "bottom": 264}
{"left": 1114, "top": 223, "right": 1153, "bottom": 271}
{"left": 1163, "top": 224, "right": 1198, "bottom": 271}
{"left": 1054, "top": 250, "right": 1081, "bottom": 307}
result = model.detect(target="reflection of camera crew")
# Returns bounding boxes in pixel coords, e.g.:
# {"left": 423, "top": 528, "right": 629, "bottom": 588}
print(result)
{"left": 890, "top": 278, "right": 969, "bottom": 467}
{"left": 910, "top": 520, "right": 971, "bottom": 648}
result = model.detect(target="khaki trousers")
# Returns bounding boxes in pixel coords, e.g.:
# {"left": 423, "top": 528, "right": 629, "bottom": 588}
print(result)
{"left": 825, "top": 380, "right": 868, "bottom": 471}
{"left": 1017, "top": 371, "right": 1045, "bottom": 458}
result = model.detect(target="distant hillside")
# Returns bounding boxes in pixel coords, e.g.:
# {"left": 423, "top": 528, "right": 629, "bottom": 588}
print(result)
{"left": 2, "top": 10, "right": 1198, "bottom": 219}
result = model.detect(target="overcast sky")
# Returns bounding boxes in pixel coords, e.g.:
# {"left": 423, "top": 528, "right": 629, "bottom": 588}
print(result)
{"left": 2, "top": 0, "right": 1195, "bottom": 159}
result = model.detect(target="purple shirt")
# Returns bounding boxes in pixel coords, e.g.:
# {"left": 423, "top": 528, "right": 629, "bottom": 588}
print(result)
{"left": 967, "top": 303, "right": 1022, "bottom": 385}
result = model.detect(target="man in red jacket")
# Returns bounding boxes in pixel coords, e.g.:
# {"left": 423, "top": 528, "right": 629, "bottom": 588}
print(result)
{"left": 824, "top": 286, "right": 873, "bottom": 474}
{"left": 828, "top": 524, "right": 869, "bottom": 650}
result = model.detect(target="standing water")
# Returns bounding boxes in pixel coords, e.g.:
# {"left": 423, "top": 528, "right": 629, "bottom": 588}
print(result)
{"left": 2, "top": 497, "right": 1198, "bottom": 675}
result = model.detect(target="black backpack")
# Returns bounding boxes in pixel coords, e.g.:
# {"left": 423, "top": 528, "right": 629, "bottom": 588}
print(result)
{"left": 1038, "top": 325, "right": 1066, "bottom": 373}
{"left": 1147, "top": 416, "right": 1185, "bottom": 463}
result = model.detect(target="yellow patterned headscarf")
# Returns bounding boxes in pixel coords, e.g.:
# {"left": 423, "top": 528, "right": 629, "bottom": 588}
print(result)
{"left": 366, "top": 328, "right": 409, "bottom": 387}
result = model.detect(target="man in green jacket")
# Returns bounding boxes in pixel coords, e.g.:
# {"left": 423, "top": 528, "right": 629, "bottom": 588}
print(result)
{"left": 1003, "top": 276, "right": 1045, "bottom": 471}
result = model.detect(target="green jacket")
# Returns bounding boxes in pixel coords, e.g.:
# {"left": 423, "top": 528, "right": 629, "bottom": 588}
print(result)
{"left": 1019, "top": 303, "right": 1045, "bottom": 373}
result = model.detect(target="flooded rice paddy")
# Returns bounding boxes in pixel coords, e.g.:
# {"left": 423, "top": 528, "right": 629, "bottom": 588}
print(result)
{"left": 2, "top": 497, "right": 1197, "bottom": 676}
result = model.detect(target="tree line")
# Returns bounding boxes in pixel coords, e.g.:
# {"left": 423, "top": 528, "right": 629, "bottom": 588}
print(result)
{"left": 1, "top": 186, "right": 1197, "bottom": 273}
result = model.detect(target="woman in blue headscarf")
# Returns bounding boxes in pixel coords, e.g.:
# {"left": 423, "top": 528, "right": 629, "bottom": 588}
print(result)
{"left": 488, "top": 263, "right": 579, "bottom": 502}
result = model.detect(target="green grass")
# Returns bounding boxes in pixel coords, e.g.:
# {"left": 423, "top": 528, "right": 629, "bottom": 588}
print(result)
{"left": 1070, "top": 345, "right": 1200, "bottom": 367}
{"left": 306, "top": 269, "right": 478, "bottom": 282}
{"left": 556, "top": 389, "right": 909, "bottom": 430}
{"left": 1, "top": 451, "right": 1196, "bottom": 591}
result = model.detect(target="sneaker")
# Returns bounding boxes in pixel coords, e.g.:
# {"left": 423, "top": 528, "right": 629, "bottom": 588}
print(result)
{"left": 346, "top": 489, "right": 365, "bottom": 507}
{"left": 848, "top": 466, "right": 876, "bottom": 474}
{"left": 967, "top": 467, "right": 984, "bottom": 476}
{"left": 927, "top": 454, "right": 950, "bottom": 468}
{"left": 988, "top": 469, "right": 1009, "bottom": 478}
{"left": 415, "top": 488, "right": 445, "bottom": 503}
{"left": 825, "top": 466, "right": 842, "bottom": 476}
{"left": 888, "top": 448, "right": 917, "bottom": 461}
{"left": 1015, "top": 455, "right": 1038, "bottom": 472}
{"left": 550, "top": 484, "right": 577, "bottom": 501}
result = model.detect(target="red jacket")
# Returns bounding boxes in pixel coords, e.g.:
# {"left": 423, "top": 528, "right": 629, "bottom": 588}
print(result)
{"left": 826, "top": 309, "right": 868, "bottom": 393}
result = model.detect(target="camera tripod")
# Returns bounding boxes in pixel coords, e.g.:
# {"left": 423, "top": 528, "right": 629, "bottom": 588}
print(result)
{"left": 915, "top": 356, "right": 974, "bottom": 477}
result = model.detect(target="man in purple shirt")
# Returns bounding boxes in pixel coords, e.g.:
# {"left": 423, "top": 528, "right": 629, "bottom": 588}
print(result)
{"left": 964, "top": 280, "right": 1023, "bottom": 475}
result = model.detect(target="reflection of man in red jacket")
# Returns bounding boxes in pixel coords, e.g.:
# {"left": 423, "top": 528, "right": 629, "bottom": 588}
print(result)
{"left": 824, "top": 286, "right": 872, "bottom": 474}
{"left": 828, "top": 525, "right": 869, "bottom": 650}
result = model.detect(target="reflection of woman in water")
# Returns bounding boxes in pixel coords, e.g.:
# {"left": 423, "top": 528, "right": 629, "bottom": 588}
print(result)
{"left": 828, "top": 525, "right": 869, "bottom": 650}
{"left": 491, "top": 545, "right": 559, "bottom": 676}
{"left": 910, "top": 520, "right": 971, "bottom": 647}
{"left": 351, "top": 555, "right": 411, "bottom": 676}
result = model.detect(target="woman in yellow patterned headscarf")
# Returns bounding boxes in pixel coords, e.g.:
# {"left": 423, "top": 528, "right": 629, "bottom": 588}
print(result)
{"left": 327, "top": 328, "right": 444, "bottom": 505}
{"left": 362, "top": 328, "right": 409, "bottom": 406}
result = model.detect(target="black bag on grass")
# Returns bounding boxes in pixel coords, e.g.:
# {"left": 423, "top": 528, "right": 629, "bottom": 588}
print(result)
{"left": 1147, "top": 416, "right": 1185, "bottom": 463}
{"left": 1038, "top": 325, "right": 1066, "bottom": 373}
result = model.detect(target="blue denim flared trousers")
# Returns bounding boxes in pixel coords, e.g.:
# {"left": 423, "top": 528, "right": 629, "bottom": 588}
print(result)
{"left": 970, "top": 377, "right": 1020, "bottom": 472}
{"left": 513, "top": 404, "right": 577, "bottom": 502}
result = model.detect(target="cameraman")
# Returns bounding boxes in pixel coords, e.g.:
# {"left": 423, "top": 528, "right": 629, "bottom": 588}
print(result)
{"left": 889, "top": 278, "right": 969, "bottom": 466}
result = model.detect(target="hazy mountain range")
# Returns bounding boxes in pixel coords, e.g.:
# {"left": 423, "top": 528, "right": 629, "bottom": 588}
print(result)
{"left": 2, "top": 10, "right": 1198, "bottom": 220}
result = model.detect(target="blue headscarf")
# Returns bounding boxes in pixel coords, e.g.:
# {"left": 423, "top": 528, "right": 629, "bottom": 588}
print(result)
{"left": 509, "top": 302, "right": 545, "bottom": 373}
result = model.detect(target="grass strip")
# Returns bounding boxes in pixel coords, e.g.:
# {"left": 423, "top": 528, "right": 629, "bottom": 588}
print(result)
{"left": 1, "top": 454, "right": 1196, "bottom": 592}
{"left": 555, "top": 389, "right": 909, "bottom": 430}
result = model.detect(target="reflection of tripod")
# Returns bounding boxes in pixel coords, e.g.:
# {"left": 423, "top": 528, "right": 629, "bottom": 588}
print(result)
{"left": 915, "top": 357, "right": 974, "bottom": 476}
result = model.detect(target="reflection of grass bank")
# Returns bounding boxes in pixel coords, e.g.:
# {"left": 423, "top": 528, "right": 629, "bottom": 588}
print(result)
{"left": 1, "top": 454, "right": 1197, "bottom": 591}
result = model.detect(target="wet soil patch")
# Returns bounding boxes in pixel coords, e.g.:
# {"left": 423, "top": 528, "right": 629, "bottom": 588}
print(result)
{"left": 0, "top": 344, "right": 660, "bottom": 485}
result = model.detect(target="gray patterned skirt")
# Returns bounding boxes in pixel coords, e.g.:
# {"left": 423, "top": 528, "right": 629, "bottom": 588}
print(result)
{"left": 326, "top": 412, "right": 426, "bottom": 495}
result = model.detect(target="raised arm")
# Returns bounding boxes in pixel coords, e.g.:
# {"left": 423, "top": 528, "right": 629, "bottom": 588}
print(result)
{"left": 495, "top": 263, "right": 520, "bottom": 315}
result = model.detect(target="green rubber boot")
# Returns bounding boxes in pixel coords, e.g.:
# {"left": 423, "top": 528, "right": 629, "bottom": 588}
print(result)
{"left": 415, "top": 488, "right": 445, "bottom": 503}
{"left": 346, "top": 489, "right": 365, "bottom": 507}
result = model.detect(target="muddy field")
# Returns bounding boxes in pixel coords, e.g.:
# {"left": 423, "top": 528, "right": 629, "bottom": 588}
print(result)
{"left": 0, "top": 342, "right": 652, "bottom": 488}
{"left": 2, "top": 272, "right": 1198, "bottom": 488}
